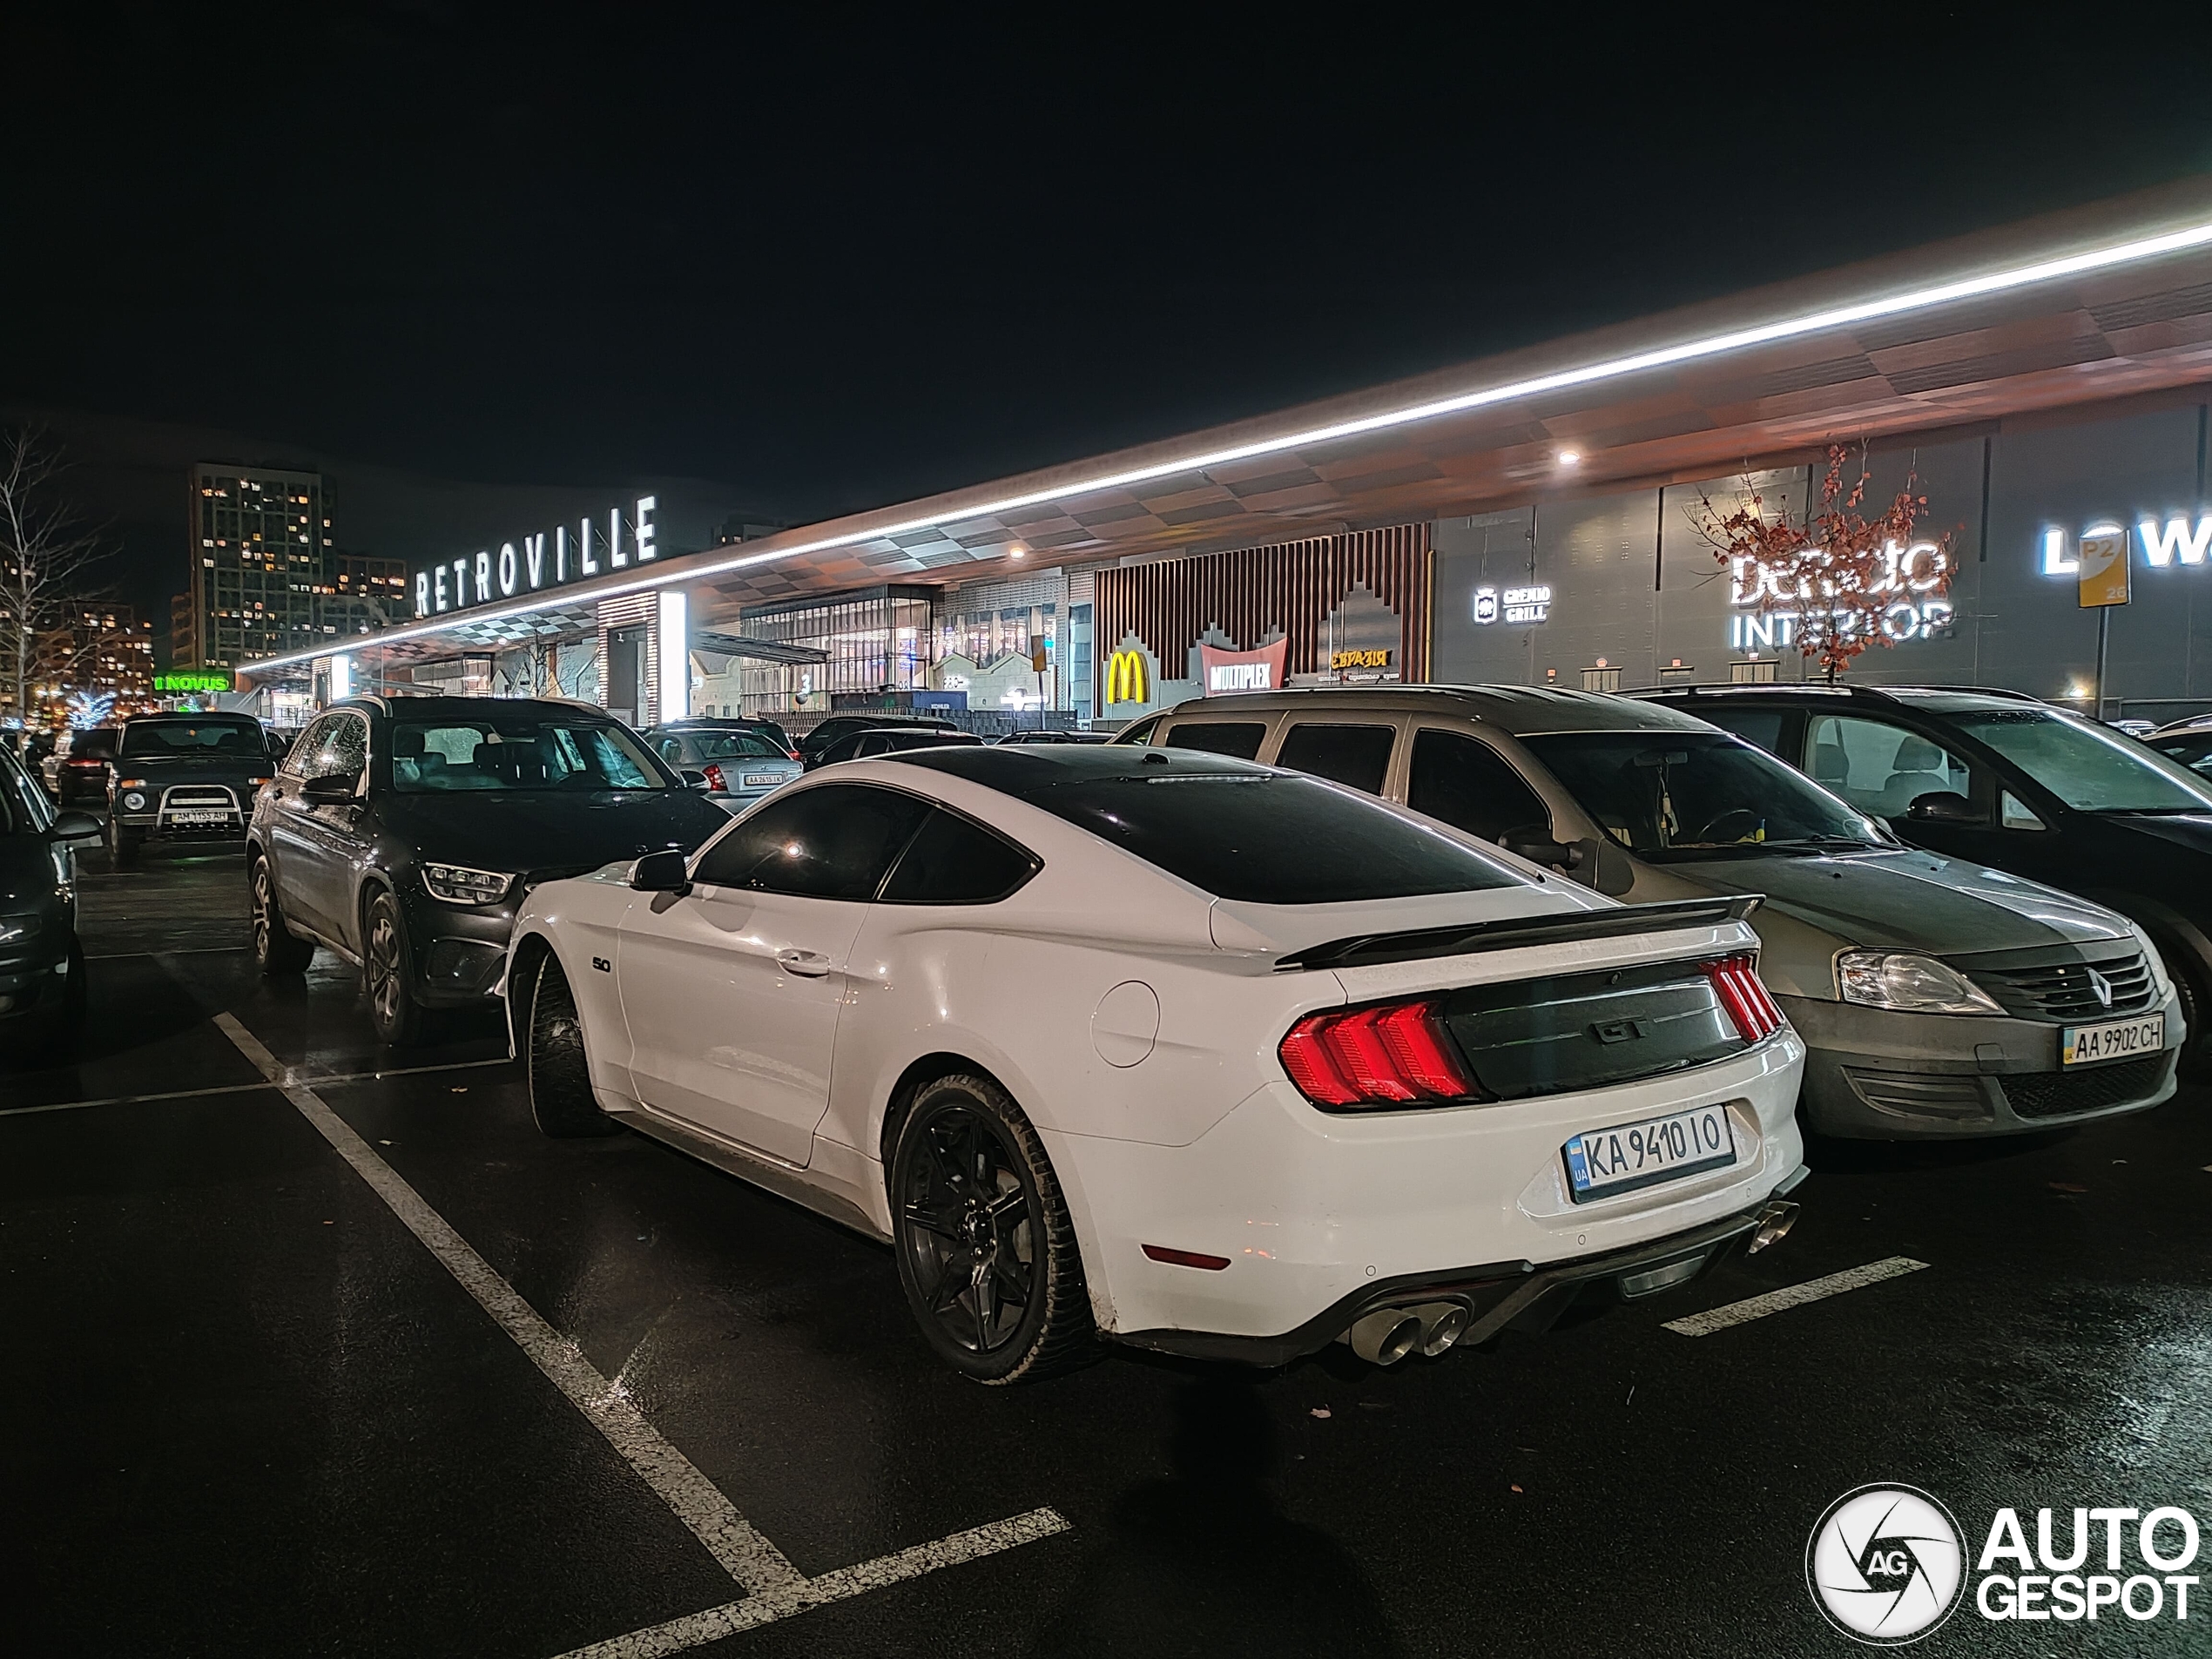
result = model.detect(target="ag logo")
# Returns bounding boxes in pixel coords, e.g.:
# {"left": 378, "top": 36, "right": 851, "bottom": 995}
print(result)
{"left": 1806, "top": 1485, "right": 1965, "bottom": 1644}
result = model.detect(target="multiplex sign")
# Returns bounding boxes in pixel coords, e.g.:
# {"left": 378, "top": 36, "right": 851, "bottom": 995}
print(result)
{"left": 1727, "top": 539, "right": 1953, "bottom": 651}
{"left": 1200, "top": 638, "right": 1288, "bottom": 694}
{"left": 413, "top": 496, "right": 659, "bottom": 617}
{"left": 2040, "top": 512, "right": 2212, "bottom": 575}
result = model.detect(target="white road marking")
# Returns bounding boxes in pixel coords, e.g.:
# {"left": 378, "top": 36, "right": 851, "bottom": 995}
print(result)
{"left": 212, "top": 1011, "right": 803, "bottom": 1595}
{"left": 1662, "top": 1256, "right": 1930, "bottom": 1337}
{"left": 551, "top": 1507, "right": 1073, "bottom": 1659}
{"left": 0, "top": 1055, "right": 511, "bottom": 1119}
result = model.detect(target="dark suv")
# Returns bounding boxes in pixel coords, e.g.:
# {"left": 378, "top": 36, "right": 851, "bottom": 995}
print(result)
{"left": 1629, "top": 683, "right": 2212, "bottom": 1072}
{"left": 246, "top": 696, "right": 730, "bottom": 1044}
{"left": 0, "top": 742, "right": 97, "bottom": 1049}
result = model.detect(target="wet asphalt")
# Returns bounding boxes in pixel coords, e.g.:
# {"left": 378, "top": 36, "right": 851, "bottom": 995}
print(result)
{"left": 3, "top": 844, "right": 2210, "bottom": 1658}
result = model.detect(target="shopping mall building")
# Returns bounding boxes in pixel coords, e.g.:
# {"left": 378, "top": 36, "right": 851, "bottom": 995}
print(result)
{"left": 240, "top": 181, "right": 2212, "bottom": 730}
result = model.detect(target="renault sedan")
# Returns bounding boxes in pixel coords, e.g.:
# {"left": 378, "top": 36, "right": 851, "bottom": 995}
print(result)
{"left": 505, "top": 744, "right": 1807, "bottom": 1383}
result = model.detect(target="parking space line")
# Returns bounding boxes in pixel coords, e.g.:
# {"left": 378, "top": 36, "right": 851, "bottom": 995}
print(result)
{"left": 211, "top": 1011, "right": 805, "bottom": 1596}
{"left": 1662, "top": 1256, "right": 1930, "bottom": 1337}
{"left": 0, "top": 1056, "right": 512, "bottom": 1120}
{"left": 550, "top": 1506, "right": 1073, "bottom": 1659}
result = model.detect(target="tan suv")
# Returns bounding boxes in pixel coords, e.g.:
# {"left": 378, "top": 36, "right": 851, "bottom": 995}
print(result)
{"left": 1114, "top": 686, "right": 2180, "bottom": 1141}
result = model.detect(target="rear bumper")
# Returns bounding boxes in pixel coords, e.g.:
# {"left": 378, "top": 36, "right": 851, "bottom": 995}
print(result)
{"left": 1782, "top": 990, "right": 2182, "bottom": 1138}
{"left": 1116, "top": 1185, "right": 1805, "bottom": 1366}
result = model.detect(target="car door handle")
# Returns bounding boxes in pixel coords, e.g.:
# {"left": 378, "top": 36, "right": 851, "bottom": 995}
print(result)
{"left": 775, "top": 948, "right": 832, "bottom": 977}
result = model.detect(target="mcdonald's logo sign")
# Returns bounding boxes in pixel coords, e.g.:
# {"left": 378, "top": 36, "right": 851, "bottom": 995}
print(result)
{"left": 1103, "top": 648, "right": 1150, "bottom": 705}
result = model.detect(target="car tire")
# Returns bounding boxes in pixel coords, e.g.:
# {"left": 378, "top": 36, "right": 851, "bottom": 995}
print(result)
{"left": 527, "top": 952, "right": 620, "bottom": 1138}
{"left": 106, "top": 818, "right": 142, "bottom": 868}
{"left": 889, "top": 1073, "right": 1094, "bottom": 1384}
{"left": 362, "top": 889, "right": 428, "bottom": 1047}
{"left": 250, "top": 856, "right": 315, "bottom": 975}
{"left": 2163, "top": 938, "right": 2212, "bottom": 1082}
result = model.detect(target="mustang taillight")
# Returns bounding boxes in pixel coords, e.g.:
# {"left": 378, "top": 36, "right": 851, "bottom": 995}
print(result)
{"left": 702, "top": 763, "right": 726, "bottom": 792}
{"left": 1705, "top": 954, "right": 1784, "bottom": 1042}
{"left": 1278, "top": 996, "right": 1477, "bottom": 1109}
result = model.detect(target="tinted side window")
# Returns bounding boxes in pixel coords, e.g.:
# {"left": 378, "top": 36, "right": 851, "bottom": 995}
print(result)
{"left": 880, "top": 809, "right": 1040, "bottom": 904}
{"left": 1406, "top": 729, "right": 1552, "bottom": 842}
{"left": 1276, "top": 723, "right": 1394, "bottom": 795}
{"left": 323, "top": 714, "right": 368, "bottom": 782}
{"left": 1164, "top": 721, "right": 1267, "bottom": 759}
{"left": 1116, "top": 714, "right": 1166, "bottom": 746}
{"left": 1807, "top": 714, "right": 1972, "bottom": 818}
{"left": 1698, "top": 706, "right": 1786, "bottom": 757}
{"left": 693, "top": 784, "right": 931, "bottom": 899}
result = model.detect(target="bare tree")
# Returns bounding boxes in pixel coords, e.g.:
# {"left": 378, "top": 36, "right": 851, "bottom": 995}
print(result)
{"left": 0, "top": 428, "right": 114, "bottom": 724}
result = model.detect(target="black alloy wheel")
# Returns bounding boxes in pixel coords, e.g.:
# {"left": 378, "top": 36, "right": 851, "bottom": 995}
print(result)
{"left": 363, "top": 890, "right": 427, "bottom": 1047}
{"left": 890, "top": 1075, "right": 1092, "bottom": 1384}
{"left": 251, "top": 857, "right": 314, "bottom": 974}
{"left": 527, "top": 951, "right": 620, "bottom": 1137}
{"left": 105, "top": 816, "right": 141, "bottom": 869}
{"left": 2164, "top": 938, "right": 2212, "bottom": 1082}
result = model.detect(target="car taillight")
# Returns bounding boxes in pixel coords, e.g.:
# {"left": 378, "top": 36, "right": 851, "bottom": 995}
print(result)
{"left": 1705, "top": 954, "right": 1784, "bottom": 1042}
{"left": 702, "top": 763, "right": 726, "bottom": 792}
{"left": 68, "top": 757, "right": 104, "bottom": 767}
{"left": 1278, "top": 995, "right": 1478, "bottom": 1109}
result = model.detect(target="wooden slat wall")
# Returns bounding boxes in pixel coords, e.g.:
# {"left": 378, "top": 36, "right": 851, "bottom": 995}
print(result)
{"left": 1094, "top": 523, "right": 1432, "bottom": 698}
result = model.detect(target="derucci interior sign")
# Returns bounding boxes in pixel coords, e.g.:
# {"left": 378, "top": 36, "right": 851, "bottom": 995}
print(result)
{"left": 414, "top": 497, "right": 659, "bottom": 617}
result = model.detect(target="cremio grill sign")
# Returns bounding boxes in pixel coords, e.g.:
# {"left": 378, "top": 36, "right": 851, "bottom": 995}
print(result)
{"left": 414, "top": 496, "right": 658, "bottom": 617}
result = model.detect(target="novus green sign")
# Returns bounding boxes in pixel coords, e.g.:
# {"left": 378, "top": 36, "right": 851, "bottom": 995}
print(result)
{"left": 153, "top": 671, "right": 233, "bottom": 692}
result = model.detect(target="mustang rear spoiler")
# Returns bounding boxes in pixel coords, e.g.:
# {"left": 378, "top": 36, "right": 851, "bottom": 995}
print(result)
{"left": 1275, "top": 894, "right": 1764, "bottom": 973}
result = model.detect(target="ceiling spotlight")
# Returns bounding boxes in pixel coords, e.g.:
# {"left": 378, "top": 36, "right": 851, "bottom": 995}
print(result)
{"left": 1557, "top": 448, "right": 1581, "bottom": 467}
{"left": 1008, "top": 543, "right": 1028, "bottom": 559}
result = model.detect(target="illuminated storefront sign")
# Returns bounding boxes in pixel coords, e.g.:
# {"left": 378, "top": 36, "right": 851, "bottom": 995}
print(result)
{"left": 1331, "top": 648, "right": 1393, "bottom": 670}
{"left": 1728, "top": 540, "right": 1952, "bottom": 650}
{"left": 152, "top": 671, "right": 233, "bottom": 692}
{"left": 414, "top": 496, "right": 659, "bottom": 617}
{"left": 1103, "top": 648, "right": 1150, "bottom": 705}
{"left": 1474, "top": 583, "right": 1552, "bottom": 625}
{"left": 1200, "top": 638, "right": 1288, "bottom": 693}
{"left": 2040, "top": 513, "right": 2212, "bottom": 574}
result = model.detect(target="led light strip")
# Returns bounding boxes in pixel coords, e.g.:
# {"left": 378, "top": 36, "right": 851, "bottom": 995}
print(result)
{"left": 241, "top": 213, "right": 2212, "bottom": 677}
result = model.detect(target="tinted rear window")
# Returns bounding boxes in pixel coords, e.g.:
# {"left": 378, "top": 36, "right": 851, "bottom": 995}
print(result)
{"left": 1163, "top": 721, "right": 1268, "bottom": 759}
{"left": 880, "top": 808, "right": 1039, "bottom": 904}
{"left": 1021, "top": 771, "right": 1525, "bottom": 903}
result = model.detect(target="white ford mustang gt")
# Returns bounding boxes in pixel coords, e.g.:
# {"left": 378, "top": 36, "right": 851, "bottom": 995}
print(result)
{"left": 503, "top": 744, "right": 1808, "bottom": 1383}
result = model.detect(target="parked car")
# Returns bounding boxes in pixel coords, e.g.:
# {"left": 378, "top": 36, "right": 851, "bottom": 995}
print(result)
{"left": 638, "top": 721, "right": 802, "bottom": 813}
{"left": 44, "top": 726, "right": 121, "bottom": 808}
{"left": 246, "top": 696, "right": 730, "bottom": 1045}
{"left": 1632, "top": 683, "right": 2212, "bottom": 1076}
{"left": 2143, "top": 713, "right": 2212, "bottom": 776}
{"left": 1121, "top": 686, "right": 2182, "bottom": 1140}
{"left": 813, "top": 727, "right": 984, "bottom": 766}
{"left": 505, "top": 743, "right": 1808, "bottom": 1381}
{"left": 993, "top": 729, "right": 1114, "bottom": 745}
{"left": 104, "top": 715, "right": 277, "bottom": 867}
{"left": 664, "top": 712, "right": 797, "bottom": 755}
{"left": 797, "top": 714, "right": 962, "bottom": 768}
{"left": 0, "top": 740, "right": 97, "bottom": 1050}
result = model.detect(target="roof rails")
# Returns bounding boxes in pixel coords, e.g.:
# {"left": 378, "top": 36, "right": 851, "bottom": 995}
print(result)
{"left": 1627, "top": 681, "right": 2049, "bottom": 705}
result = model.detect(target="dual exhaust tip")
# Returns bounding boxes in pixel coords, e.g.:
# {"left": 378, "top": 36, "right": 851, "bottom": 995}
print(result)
{"left": 1348, "top": 1301, "right": 1467, "bottom": 1366}
{"left": 1345, "top": 1201, "right": 1803, "bottom": 1367}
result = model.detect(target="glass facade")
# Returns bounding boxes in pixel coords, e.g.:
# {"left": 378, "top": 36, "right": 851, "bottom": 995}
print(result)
{"left": 738, "top": 587, "right": 933, "bottom": 714}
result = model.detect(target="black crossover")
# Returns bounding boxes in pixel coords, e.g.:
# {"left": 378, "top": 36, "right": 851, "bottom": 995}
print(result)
{"left": 0, "top": 742, "right": 98, "bottom": 1049}
{"left": 246, "top": 696, "right": 731, "bottom": 1044}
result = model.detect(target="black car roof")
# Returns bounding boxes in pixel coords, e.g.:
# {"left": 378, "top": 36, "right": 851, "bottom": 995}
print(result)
{"left": 1624, "top": 683, "right": 2049, "bottom": 716}
{"left": 893, "top": 743, "right": 1271, "bottom": 791}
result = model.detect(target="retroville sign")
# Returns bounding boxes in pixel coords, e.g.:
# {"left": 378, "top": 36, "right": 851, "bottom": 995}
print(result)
{"left": 414, "top": 496, "right": 660, "bottom": 618}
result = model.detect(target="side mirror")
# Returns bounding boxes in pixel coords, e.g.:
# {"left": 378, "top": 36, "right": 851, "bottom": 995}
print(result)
{"left": 1906, "top": 790, "right": 1980, "bottom": 825}
{"left": 631, "top": 848, "right": 691, "bottom": 894}
{"left": 48, "top": 811, "right": 100, "bottom": 841}
{"left": 302, "top": 770, "right": 360, "bottom": 804}
{"left": 679, "top": 768, "right": 711, "bottom": 791}
{"left": 1502, "top": 826, "right": 1584, "bottom": 871}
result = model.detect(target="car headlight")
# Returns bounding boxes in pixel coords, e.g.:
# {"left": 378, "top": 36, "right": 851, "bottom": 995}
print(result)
{"left": 2126, "top": 922, "right": 2172, "bottom": 996}
{"left": 0, "top": 914, "right": 34, "bottom": 946}
{"left": 1836, "top": 950, "right": 2003, "bottom": 1015}
{"left": 421, "top": 862, "right": 516, "bottom": 905}
{"left": 123, "top": 791, "right": 147, "bottom": 811}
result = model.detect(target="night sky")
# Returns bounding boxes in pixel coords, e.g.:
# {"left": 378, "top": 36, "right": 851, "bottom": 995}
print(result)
{"left": 7, "top": 3, "right": 2212, "bottom": 631}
